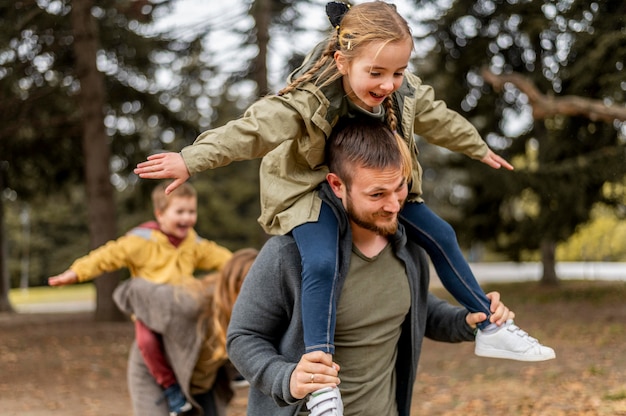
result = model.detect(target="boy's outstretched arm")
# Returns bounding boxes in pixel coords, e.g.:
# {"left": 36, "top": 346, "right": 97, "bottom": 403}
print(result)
{"left": 134, "top": 152, "right": 190, "bottom": 194}
{"left": 48, "top": 269, "right": 79, "bottom": 286}
{"left": 480, "top": 149, "right": 514, "bottom": 170}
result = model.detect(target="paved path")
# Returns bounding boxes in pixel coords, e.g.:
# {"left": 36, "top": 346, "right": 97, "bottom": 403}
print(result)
{"left": 12, "top": 262, "right": 626, "bottom": 313}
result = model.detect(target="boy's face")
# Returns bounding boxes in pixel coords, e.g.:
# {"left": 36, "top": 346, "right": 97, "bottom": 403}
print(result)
{"left": 155, "top": 196, "right": 197, "bottom": 240}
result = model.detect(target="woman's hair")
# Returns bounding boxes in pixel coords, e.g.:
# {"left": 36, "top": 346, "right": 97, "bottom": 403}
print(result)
{"left": 278, "top": 1, "right": 413, "bottom": 135}
{"left": 201, "top": 248, "right": 259, "bottom": 364}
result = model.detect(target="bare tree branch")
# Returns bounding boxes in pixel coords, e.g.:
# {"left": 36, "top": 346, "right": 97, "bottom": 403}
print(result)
{"left": 481, "top": 67, "right": 626, "bottom": 123}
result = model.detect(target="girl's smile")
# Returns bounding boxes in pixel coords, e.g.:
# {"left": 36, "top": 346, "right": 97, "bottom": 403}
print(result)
{"left": 335, "top": 37, "right": 413, "bottom": 112}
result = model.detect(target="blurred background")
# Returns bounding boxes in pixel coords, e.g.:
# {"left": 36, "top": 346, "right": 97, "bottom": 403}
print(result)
{"left": 1, "top": 0, "right": 625, "bottom": 318}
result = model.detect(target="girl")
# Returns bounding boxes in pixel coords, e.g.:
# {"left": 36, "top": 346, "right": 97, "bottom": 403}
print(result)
{"left": 135, "top": 2, "right": 554, "bottom": 415}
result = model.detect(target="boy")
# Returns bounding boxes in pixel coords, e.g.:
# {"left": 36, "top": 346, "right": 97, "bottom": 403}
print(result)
{"left": 49, "top": 181, "right": 232, "bottom": 416}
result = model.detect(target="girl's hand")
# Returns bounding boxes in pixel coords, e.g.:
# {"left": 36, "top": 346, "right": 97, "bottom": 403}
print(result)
{"left": 480, "top": 149, "right": 514, "bottom": 171}
{"left": 134, "top": 153, "right": 190, "bottom": 194}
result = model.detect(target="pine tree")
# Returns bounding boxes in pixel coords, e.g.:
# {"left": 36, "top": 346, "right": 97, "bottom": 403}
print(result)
{"left": 416, "top": 0, "right": 626, "bottom": 283}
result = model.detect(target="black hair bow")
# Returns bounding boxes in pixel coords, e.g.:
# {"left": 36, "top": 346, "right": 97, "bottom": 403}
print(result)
{"left": 326, "top": 1, "right": 350, "bottom": 30}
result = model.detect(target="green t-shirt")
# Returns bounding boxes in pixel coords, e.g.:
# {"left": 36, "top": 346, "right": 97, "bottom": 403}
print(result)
{"left": 333, "top": 243, "right": 411, "bottom": 416}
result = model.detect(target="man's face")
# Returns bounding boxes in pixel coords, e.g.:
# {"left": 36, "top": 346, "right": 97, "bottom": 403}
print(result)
{"left": 342, "top": 165, "right": 408, "bottom": 236}
{"left": 155, "top": 196, "right": 197, "bottom": 240}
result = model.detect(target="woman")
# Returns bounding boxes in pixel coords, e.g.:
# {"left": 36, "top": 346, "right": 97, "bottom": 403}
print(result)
{"left": 114, "top": 248, "right": 258, "bottom": 416}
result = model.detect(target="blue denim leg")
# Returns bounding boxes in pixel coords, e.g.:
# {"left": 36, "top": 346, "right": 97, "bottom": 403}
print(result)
{"left": 292, "top": 201, "right": 340, "bottom": 354}
{"left": 400, "top": 201, "right": 492, "bottom": 329}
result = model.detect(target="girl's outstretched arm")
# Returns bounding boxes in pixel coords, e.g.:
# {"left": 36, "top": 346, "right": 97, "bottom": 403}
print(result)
{"left": 134, "top": 152, "right": 190, "bottom": 194}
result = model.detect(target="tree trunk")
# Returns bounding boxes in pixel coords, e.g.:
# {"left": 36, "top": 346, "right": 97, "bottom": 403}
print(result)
{"left": 251, "top": 0, "right": 270, "bottom": 96}
{"left": 540, "top": 239, "right": 559, "bottom": 286}
{"left": 0, "top": 163, "right": 15, "bottom": 313}
{"left": 71, "top": 0, "right": 123, "bottom": 321}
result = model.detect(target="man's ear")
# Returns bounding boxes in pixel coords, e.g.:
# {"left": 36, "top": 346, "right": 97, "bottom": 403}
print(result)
{"left": 326, "top": 173, "right": 345, "bottom": 198}
{"left": 334, "top": 51, "right": 347, "bottom": 75}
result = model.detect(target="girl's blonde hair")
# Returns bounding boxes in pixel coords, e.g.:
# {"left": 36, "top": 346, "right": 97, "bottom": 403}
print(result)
{"left": 278, "top": 1, "right": 413, "bottom": 168}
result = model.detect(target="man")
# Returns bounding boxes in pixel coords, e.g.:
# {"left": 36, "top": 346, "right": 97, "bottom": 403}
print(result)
{"left": 226, "top": 116, "right": 515, "bottom": 416}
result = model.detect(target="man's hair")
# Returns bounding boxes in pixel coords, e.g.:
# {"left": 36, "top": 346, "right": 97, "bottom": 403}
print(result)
{"left": 151, "top": 181, "right": 197, "bottom": 212}
{"left": 326, "top": 116, "right": 412, "bottom": 188}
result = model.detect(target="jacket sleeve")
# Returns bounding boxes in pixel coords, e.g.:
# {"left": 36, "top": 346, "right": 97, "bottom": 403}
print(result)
{"left": 226, "top": 237, "right": 303, "bottom": 408}
{"left": 180, "top": 95, "right": 306, "bottom": 175}
{"left": 195, "top": 239, "right": 233, "bottom": 272}
{"left": 424, "top": 292, "right": 476, "bottom": 343}
{"left": 69, "top": 235, "right": 137, "bottom": 282}
{"left": 407, "top": 72, "right": 489, "bottom": 160}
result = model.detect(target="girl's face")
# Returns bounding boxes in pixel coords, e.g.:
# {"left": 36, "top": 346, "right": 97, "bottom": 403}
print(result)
{"left": 335, "top": 38, "right": 412, "bottom": 112}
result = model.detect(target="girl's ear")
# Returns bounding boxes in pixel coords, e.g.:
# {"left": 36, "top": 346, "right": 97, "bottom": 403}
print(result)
{"left": 334, "top": 51, "right": 348, "bottom": 75}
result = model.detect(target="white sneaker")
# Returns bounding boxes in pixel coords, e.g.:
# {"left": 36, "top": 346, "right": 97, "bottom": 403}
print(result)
{"left": 475, "top": 320, "right": 556, "bottom": 362}
{"left": 306, "top": 387, "right": 344, "bottom": 416}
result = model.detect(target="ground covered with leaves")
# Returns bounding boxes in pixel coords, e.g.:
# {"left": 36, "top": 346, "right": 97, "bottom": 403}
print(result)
{"left": 1, "top": 280, "right": 626, "bottom": 416}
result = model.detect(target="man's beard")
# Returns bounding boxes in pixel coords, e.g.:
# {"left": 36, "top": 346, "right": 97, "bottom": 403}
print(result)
{"left": 345, "top": 196, "right": 399, "bottom": 237}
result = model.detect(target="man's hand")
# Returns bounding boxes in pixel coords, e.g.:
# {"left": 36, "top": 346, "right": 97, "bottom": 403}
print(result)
{"left": 466, "top": 291, "right": 516, "bottom": 328}
{"left": 134, "top": 152, "right": 190, "bottom": 194}
{"left": 289, "top": 351, "right": 340, "bottom": 400}
{"left": 48, "top": 270, "right": 78, "bottom": 286}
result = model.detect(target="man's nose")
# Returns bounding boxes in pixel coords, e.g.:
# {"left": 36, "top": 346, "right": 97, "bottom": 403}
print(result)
{"left": 384, "top": 196, "right": 401, "bottom": 213}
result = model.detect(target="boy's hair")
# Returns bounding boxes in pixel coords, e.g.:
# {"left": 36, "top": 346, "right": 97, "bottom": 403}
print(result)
{"left": 151, "top": 181, "right": 197, "bottom": 212}
{"left": 278, "top": 1, "right": 413, "bottom": 136}
{"left": 326, "top": 116, "right": 412, "bottom": 189}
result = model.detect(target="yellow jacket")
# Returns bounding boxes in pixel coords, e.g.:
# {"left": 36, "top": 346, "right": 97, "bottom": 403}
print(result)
{"left": 70, "top": 224, "right": 233, "bottom": 286}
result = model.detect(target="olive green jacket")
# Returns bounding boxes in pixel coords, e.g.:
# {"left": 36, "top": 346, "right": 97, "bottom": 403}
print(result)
{"left": 181, "top": 46, "right": 488, "bottom": 235}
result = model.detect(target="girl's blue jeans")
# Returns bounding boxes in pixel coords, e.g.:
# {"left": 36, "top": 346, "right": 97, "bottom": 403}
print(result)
{"left": 292, "top": 200, "right": 492, "bottom": 355}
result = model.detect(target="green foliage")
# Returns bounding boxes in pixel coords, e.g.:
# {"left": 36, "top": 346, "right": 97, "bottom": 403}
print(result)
{"left": 415, "top": 0, "right": 626, "bottom": 261}
{"left": 0, "top": 0, "right": 314, "bottom": 288}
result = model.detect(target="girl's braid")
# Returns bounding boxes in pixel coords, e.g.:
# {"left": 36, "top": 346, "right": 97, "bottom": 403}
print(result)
{"left": 384, "top": 96, "right": 413, "bottom": 178}
{"left": 383, "top": 96, "right": 398, "bottom": 133}
{"left": 278, "top": 37, "right": 337, "bottom": 96}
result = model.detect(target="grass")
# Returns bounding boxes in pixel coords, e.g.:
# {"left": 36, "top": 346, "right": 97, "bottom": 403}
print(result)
{"left": 9, "top": 283, "right": 95, "bottom": 305}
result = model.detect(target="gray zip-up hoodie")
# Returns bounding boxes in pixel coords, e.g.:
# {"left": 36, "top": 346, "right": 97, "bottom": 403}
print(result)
{"left": 226, "top": 183, "right": 475, "bottom": 416}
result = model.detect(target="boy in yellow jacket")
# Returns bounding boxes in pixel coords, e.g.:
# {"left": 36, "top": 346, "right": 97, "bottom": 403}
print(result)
{"left": 48, "top": 181, "right": 232, "bottom": 416}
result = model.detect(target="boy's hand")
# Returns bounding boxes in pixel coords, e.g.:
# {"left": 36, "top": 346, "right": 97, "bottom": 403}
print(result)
{"left": 134, "top": 153, "right": 190, "bottom": 194}
{"left": 48, "top": 270, "right": 79, "bottom": 286}
{"left": 480, "top": 149, "right": 514, "bottom": 171}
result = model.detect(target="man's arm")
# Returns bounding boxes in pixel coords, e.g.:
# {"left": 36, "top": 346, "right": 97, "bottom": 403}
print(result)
{"left": 226, "top": 237, "right": 303, "bottom": 407}
{"left": 424, "top": 292, "right": 476, "bottom": 343}
{"left": 425, "top": 291, "right": 515, "bottom": 343}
